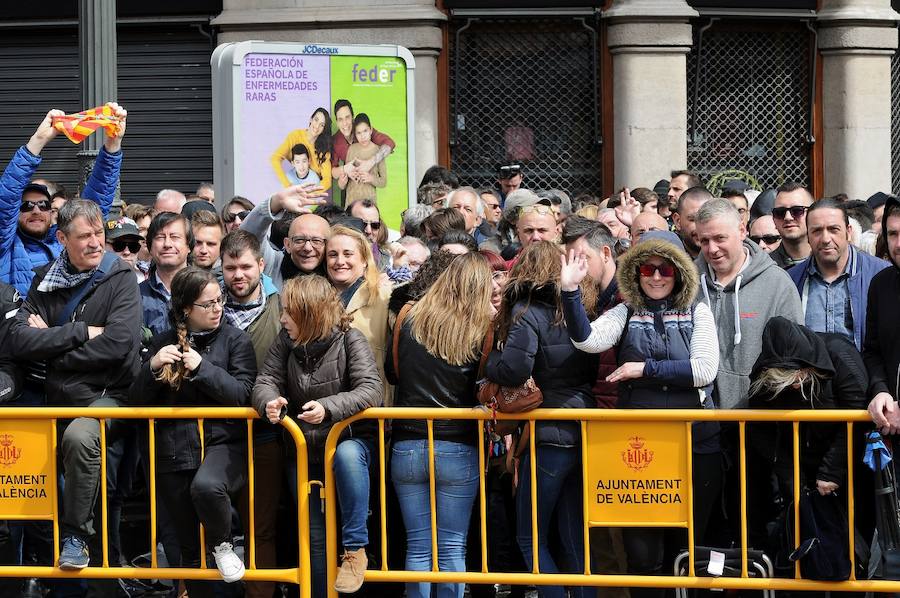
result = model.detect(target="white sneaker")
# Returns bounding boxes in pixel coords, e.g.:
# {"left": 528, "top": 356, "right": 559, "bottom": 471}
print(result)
{"left": 212, "top": 541, "right": 245, "bottom": 583}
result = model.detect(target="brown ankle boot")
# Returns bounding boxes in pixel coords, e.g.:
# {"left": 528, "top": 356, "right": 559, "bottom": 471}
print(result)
{"left": 333, "top": 547, "right": 367, "bottom": 593}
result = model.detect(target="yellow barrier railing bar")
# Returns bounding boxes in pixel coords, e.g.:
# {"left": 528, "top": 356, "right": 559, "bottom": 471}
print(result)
{"left": 0, "top": 407, "right": 310, "bottom": 595}
{"left": 685, "top": 422, "right": 694, "bottom": 576}
{"left": 738, "top": 421, "right": 748, "bottom": 578}
{"left": 792, "top": 420, "right": 801, "bottom": 580}
{"left": 847, "top": 421, "right": 856, "bottom": 580}
{"left": 529, "top": 418, "right": 538, "bottom": 574}
{"left": 100, "top": 418, "right": 109, "bottom": 568}
{"left": 322, "top": 407, "right": 896, "bottom": 595}
{"left": 426, "top": 419, "right": 439, "bottom": 572}
{"left": 51, "top": 421, "right": 60, "bottom": 566}
{"left": 148, "top": 419, "right": 158, "bottom": 569}
{"left": 581, "top": 419, "right": 590, "bottom": 575}
{"left": 198, "top": 418, "right": 207, "bottom": 570}
{"left": 378, "top": 419, "right": 388, "bottom": 572}
{"left": 477, "top": 420, "right": 488, "bottom": 573}
{"left": 246, "top": 419, "right": 256, "bottom": 571}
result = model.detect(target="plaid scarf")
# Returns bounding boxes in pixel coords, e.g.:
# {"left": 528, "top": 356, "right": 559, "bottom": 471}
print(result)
{"left": 224, "top": 291, "right": 266, "bottom": 331}
{"left": 37, "top": 250, "right": 97, "bottom": 293}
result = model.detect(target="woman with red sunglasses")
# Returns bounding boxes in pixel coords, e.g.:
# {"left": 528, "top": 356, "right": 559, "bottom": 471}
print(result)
{"left": 560, "top": 229, "right": 720, "bottom": 598}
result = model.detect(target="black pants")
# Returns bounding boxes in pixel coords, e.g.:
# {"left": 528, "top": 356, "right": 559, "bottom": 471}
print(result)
{"left": 156, "top": 442, "right": 247, "bottom": 598}
{"left": 621, "top": 451, "right": 722, "bottom": 598}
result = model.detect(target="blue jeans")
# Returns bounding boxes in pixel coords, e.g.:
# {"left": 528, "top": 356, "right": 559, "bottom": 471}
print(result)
{"left": 391, "top": 439, "right": 479, "bottom": 598}
{"left": 287, "top": 438, "right": 374, "bottom": 598}
{"left": 516, "top": 445, "right": 595, "bottom": 598}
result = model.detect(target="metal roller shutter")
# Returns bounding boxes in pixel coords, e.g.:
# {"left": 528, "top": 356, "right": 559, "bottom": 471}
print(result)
{"left": 117, "top": 25, "right": 214, "bottom": 204}
{"left": 0, "top": 29, "right": 81, "bottom": 194}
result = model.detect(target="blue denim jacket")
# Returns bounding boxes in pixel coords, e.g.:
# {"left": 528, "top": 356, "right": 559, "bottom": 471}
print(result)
{"left": 803, "top": 250, "right": 854, "bottom": 341}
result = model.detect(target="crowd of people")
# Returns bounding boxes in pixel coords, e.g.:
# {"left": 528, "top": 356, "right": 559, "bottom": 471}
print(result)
{"left": 1, "top": 103, "right": 900, "bottom": 598}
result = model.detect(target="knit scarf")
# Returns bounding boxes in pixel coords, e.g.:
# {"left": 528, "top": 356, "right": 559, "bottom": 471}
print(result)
{"left": 37, "top": 250, "right": 97, "bottom": 293}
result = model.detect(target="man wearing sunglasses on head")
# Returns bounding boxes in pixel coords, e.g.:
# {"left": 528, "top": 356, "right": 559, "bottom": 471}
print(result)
{"left": 769, "top": 182, "right": 813, "bottom": 269}
{"left": 0, "top": 104, "right": 126, "bottom": 297}
{"left": 105, "top": 218, "right": 144, "bottom": 280}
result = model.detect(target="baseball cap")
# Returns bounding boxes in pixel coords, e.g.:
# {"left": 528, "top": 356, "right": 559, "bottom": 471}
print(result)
{"left": 105, "top": 217, "right": 143, "bottom": 240}
{"left": 502, "top": 189, "right": 551, "bottom": 222}
{"left": 22, "top": 183, "right": 52, "bottom": 202}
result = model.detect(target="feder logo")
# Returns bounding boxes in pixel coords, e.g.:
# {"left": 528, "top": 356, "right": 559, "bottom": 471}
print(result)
{"left": 621, "top": 436, "right": 653, "bottom": 472}
{"left": 0, "top": 434, "right": 21, "bottom": 467}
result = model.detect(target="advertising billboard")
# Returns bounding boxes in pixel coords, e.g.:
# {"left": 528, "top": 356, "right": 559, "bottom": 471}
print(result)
{"left": 212, "top": 42, "right": 416, "bottom": 229}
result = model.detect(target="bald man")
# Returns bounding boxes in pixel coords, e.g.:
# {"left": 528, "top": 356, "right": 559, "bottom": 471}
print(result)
{"left": 630, "top": 211, "right": 669, "bottom": 244}
{"left": 154, "top": 188, "right": 187, "bottom": 214}
{"left": 239, "top": 186, "right": 327, "bottom": 288}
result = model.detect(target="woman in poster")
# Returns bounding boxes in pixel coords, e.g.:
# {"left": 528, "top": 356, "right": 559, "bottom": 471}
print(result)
{"left": 340, "top": 113, "right": 387, "bottom": 203}
{"left": 270, "top": 107, "right": 333, "bottom": 190}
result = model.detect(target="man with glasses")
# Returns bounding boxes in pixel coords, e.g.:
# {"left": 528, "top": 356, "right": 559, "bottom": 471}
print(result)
{"left": 515, "top": 195, "right": 560, "bottom": 249}
{"left": 748, "top": 215, "right": 781, "bottom": 254}
{"left": 222, "top": 196, "right": 253, "bottom": 233}
{"left": 497, "top": 163, "right": 524, "bottom": 202}
{"left": 347, "top": 198, "right": 383, "bottom": 245}
{"left": 240, "top": 184, "right": 328, "bottom": 289}
{"left": 0, "top": 104, "right": 126, "bottom": 297}
{"left": 770, "top": 182, "right": 813, "bottom": 269}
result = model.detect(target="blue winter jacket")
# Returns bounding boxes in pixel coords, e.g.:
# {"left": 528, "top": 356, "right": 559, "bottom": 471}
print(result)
{"left": 0, "top": 145, "right": 123, "bottom": 296}
{"left": 788, "top": 245, "right": 889, "bottom": 351}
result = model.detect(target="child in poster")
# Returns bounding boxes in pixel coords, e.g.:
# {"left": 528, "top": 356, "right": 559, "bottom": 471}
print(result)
{"left": 340, "top": 113, "right": 386, "bottom": 203}
{"left": 270, "top": 107, "right": 332, "bottom": 190}
{"left": 286, "top": 144, "right": 322, "bottom": 186}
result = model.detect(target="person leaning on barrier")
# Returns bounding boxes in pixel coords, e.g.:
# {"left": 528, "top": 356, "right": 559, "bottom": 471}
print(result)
{"left": 6, "top": 199, "right": 142, "bottom": 571}
{"left": 252, "top": 274, "right": 382, "bottom": 597}
{"left": 747, "top": 316, "right": 869, "bottom": 574}
{"left": 128, "top": 267, "right": 257, "bottom": 590}
{"left": 385, "top": 252, "right": 494, "bottom": 598}
{"left": 560, "top": 230, "right": 720, "bottom": 597}
{"left": 866, "top": 195, "right": 900, "bottom": 434}
{"left": 485, "top": 242, "right": 599, "bottom": 598}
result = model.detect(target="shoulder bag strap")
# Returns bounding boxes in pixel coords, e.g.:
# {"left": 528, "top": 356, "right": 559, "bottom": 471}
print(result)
{"left": 392, "top": 301, "right": 415, "bottom": 379}
{"left": 477, "top": 326, "right": 494, "bottom": 380}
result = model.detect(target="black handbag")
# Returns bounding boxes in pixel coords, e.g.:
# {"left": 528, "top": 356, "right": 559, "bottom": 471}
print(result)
{"left": 789, "top": 489, "right": 851, "bottom": 581}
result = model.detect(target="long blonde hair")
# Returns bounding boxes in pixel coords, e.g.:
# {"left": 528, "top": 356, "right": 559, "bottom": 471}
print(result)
{"left": 749, "top": 367, "right": 824, "bottom": 406}
{"left": 409, "top": 252, "right": 493, "bottom": 365}
{"left": 281, "top": 275, "right": 352, "bottom": 345}
{"left": 327, "top": 225, "right": 382, "bottom": 307}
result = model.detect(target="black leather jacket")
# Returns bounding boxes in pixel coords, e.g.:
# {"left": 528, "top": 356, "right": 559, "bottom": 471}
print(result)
{"left": 386, "top": 320, "right": 480, "bottom": 446}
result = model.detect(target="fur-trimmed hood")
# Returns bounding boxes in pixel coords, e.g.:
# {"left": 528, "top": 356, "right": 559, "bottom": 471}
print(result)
{"left": 616, "top": 238, "right": 699, "bottom": 311}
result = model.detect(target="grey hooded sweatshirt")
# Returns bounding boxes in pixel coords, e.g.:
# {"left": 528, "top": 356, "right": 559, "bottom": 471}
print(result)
{"left": 695, "top": 240, "right": 803, "bottom": 409}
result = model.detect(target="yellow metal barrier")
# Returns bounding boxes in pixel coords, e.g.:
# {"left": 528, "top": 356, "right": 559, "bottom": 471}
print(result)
{"left": 0, "top": 406, "right": 311, "bottom": 597}
{"left": 322, "top": 407, "right": 896, "bottom": 595}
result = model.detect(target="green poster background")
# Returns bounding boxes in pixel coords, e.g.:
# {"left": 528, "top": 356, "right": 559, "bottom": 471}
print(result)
{"left": 329, "top": 55, "right": 409, "bottom": 230}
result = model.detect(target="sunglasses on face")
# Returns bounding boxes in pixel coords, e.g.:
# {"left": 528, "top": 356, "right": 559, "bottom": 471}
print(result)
{"left": 224, "top": 210, "right": 251, "bottom": 223}
{"left": 637, "top": 263, "right": 676, "bottom": 278}
{"left": 21, "top": 200, "right": 51, "bottom": 212}
{"left": 111, "top": 239, "right": 142, "bottom": 253}
{"left": 362, "top": 220, "right": 381, "bottom": 231}
{"left": 771, "top": 205, "right": 808, "bottom": 220}
{"left": 750, "top": 234, "right": 781, "bottom": 245}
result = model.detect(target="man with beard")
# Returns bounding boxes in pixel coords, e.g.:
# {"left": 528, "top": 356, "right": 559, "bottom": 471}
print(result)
{"left": 672, "top": 186, "right": 713, "bottom": 258}
{"left": 0, "top": 104, "right": 126, "bottom": 297}
{"left": 219, "top": 229, "right": 282, "bottom": 598}
{"left": 240, "top": 185, "right": 329, "bottom": 289}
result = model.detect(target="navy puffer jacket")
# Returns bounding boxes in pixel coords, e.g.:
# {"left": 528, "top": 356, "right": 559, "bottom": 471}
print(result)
{"left": 485, "top": 284, "right": 597, "bottom": 447}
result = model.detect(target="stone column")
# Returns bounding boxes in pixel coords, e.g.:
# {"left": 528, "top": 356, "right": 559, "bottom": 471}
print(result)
{"left": 818, "top": 0, "right": 899, "bottom": 198}
{"left": 77, "top": 0, "right": 117, "bottom": 194}
{"left": 604, "top": 0, "right": 698, "bottom": 188}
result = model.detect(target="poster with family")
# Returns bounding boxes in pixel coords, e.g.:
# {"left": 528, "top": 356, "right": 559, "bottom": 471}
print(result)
{"left": 224, "top": 43, "right": 413, "bottom": 229}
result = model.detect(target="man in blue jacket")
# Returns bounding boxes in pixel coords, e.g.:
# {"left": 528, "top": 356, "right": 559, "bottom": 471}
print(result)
{"left": 788, "top": 198, "right": 888, "bottom": 351}
{"left": 0, "top": 104, "right": 126, "bottom": 297}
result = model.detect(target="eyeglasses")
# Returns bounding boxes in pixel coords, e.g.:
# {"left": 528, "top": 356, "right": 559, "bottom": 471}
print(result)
{"left": 193, "top": 296, "right": 225, "bottom": 311}
{"left": 750, "top": 234, "right": 782, "bottom": 245}
{"left": 361, "top": 220, "right": 381, "bottom": 231}
{"left": 771, "top": 205, "right": 808, "bottom": 220}
{"left": 21, "top": 200, "right": 51, "bottom": 212}
{"left": 491, "top": 271, "right": 508, "bottom": 282}
{"left": 518, "top": 205, "right": 553, "bottom": 217}
{"left": 637, "top": 263, "right": 676, "bottom": 278}
{"left": 484, "top": 202, "right": 501, "bottom": 211}
{"left": 735, "top": 207, "right": 748, "bottom": 215}
{"left": 224, "top": 210, "right": 251, "bottom": 223}
{"left": 290, "top": 236, "right": 326, "bottom": 248}
{"left": 111, "top": 239, "right": 142, "bottom": 254}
